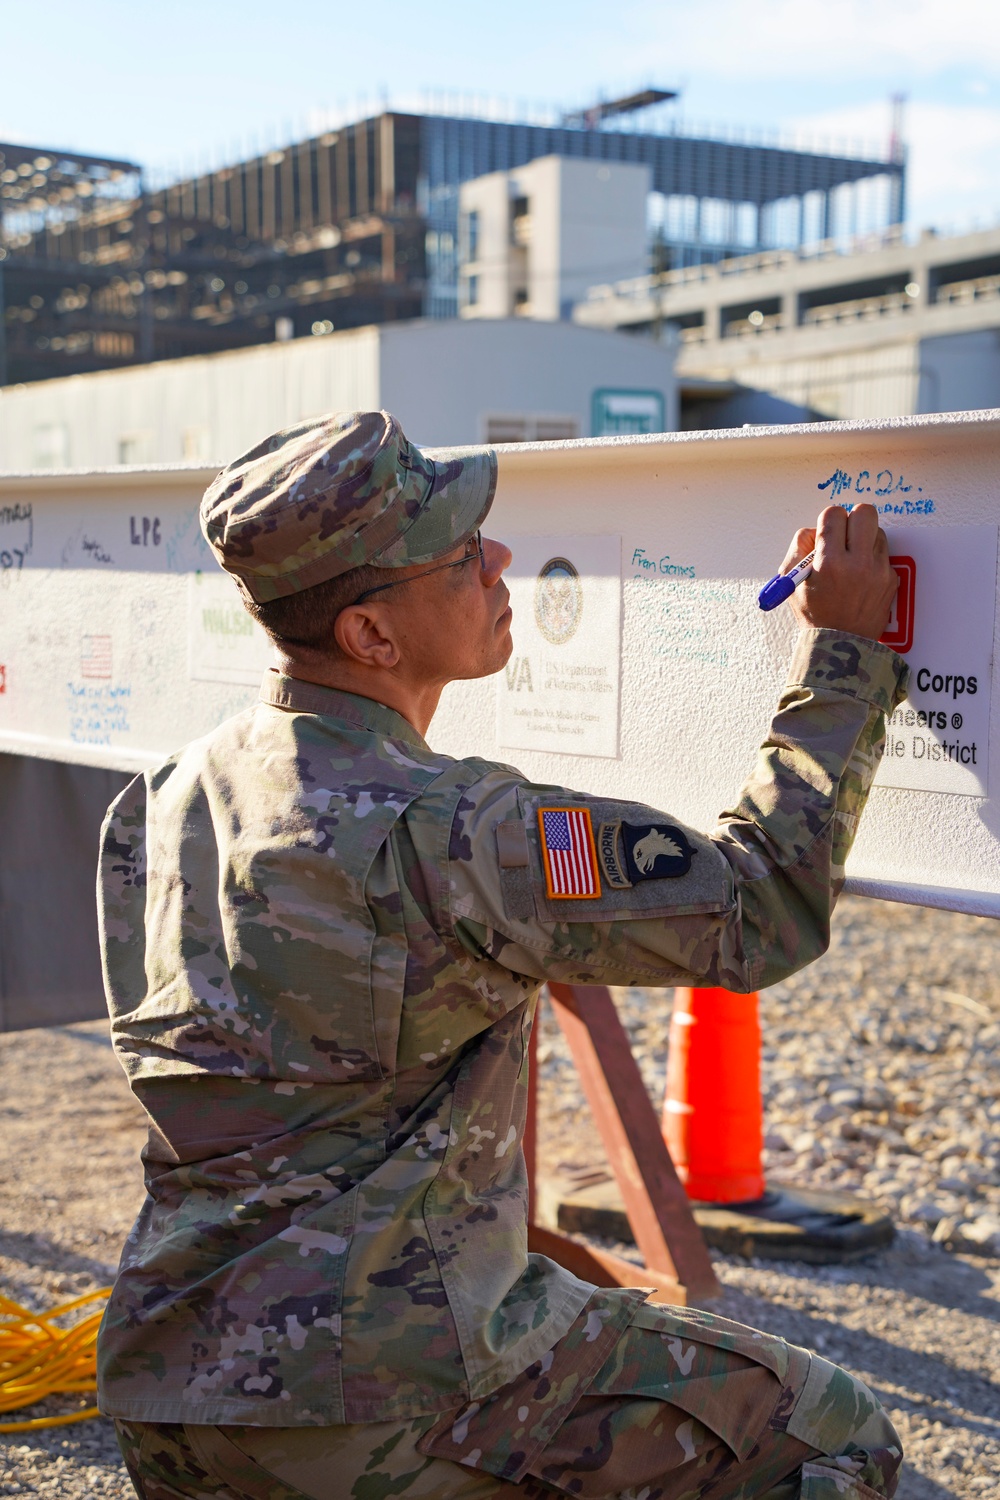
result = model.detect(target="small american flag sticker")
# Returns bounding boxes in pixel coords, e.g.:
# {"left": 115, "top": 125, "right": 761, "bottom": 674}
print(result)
{"left": 80, "top": 634, "right": 112, "bottom": 680}
{"left": 537, "top": 807, "right": 601, "bottom": 899}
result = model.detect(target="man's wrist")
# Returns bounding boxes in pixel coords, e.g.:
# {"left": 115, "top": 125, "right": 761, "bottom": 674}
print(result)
{"left": 786, "top": 628, "right": 910, "bottom": 715}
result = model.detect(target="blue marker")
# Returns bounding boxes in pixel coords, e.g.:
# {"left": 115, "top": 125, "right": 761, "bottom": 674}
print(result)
{"left": 757, "top": 551, "right": 815, "bottom": 612}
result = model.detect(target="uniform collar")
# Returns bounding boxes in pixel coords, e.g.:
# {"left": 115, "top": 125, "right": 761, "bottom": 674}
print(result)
{"left": 258, "top": 670, "right": 429, "bottom": 750}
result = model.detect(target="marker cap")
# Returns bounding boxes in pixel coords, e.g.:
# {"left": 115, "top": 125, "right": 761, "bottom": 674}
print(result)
{"left": 757, "top": 574, "right": 797, "bottom": 611}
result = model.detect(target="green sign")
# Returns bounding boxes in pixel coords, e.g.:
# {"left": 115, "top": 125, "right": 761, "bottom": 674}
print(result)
{"left": 591, "top": 388, "right": 666, "bottom": 437}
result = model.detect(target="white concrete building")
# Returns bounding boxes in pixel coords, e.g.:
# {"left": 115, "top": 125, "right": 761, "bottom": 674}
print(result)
{"left": 574, "top": 224, "right": 1000, "bottom": 420}
{"left": 0, "top": 318, "right": 681, "bottom": 470}
{"left": 458, "top": 156, "right": 650, "bottom": 323}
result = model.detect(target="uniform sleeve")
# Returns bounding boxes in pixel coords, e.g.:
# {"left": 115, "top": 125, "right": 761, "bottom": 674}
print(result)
{"left": 97, "top": 773, "right": 149, "bottom": 1040}
{"left": 446, "top": 629, "right": 909, "bottom": 993}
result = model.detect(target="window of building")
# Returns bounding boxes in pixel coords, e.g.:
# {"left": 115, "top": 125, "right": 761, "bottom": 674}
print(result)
{"left": 533, "top": 417, "right": 578, "bottom": 442}
{"left": 32, "top": 423, "right": 69, "bottom": 468}
{"left": 467, "top": 274, "right": 479, "bottom": 307}
{"left": 182, "top": 426, "right": 211, "bottom": 461}
{"left": 117, "top": 432, "right": 152, "bottom": 465}
{"left": 483, "top": 414, "right": 579, "bottom": 444}
{"left": 485, "top": 415, "right": 528, "bottom": 444}
{"left": 466, "top": 209, "right": 479, "bottom": 263}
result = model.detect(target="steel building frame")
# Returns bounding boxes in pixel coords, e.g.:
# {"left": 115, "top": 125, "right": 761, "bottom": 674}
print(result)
{"left": 1, "top": 111, "right": 903, "bottom": 387}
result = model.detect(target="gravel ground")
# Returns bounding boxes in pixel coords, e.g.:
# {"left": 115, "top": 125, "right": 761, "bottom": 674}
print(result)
{"left": 0, "top": 1021, "right": 145, "bottom": 1499}
{"left": 535, "top": 895, "right": 1000, "bottom": 1500}
{"left": 1, "top": 895, "right": 998, "bottom": 1498}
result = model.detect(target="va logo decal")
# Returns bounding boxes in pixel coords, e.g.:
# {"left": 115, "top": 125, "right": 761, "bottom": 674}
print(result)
{"left": 534, "top": 556, "right": 582, "bottom": 645}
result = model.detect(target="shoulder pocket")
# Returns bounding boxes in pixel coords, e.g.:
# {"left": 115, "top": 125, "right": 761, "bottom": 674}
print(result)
{"left": 515, "top": 790, "right": 734, "bottom": 924}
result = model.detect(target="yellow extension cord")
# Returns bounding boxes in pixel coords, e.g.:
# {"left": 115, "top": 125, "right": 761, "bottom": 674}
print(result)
{"left": 0, "top": 1288, "right": 111, "bottom": 1432}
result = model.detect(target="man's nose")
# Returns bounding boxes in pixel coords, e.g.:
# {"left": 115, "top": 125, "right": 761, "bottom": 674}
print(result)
{"left": 482, "top": 537, "right": 512, "bottom": 584}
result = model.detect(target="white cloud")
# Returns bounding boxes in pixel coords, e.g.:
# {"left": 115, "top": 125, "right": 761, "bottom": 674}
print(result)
{"left": 612, "top": 0, "right": 1000, "bottom": 81}
{"left": 791, "top": 99, "right": 1000, "bottom": 230}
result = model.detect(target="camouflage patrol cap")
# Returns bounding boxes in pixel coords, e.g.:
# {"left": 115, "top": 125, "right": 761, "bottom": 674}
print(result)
{"left": 200, "top": 410, "right": 498, "bottom": 603}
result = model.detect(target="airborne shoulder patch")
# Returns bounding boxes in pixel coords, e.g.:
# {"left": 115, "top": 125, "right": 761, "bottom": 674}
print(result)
{"left": 598, "top": 820, "right": 696, "bottom": 886}
{"left": 537, "top": 806, "right": 601, "bottom": 899}
{"left": 597, "top": 821, "right": 631, "bottom": 888}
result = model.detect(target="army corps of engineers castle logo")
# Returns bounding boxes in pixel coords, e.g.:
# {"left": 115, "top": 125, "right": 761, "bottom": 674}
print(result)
{"left": 534, "top": 556, "right": 582, "bottom": 645}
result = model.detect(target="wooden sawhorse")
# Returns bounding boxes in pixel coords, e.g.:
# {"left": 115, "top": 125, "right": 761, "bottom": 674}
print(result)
{"left": 524, "top": 983, "right": 719, "bottom": 1305}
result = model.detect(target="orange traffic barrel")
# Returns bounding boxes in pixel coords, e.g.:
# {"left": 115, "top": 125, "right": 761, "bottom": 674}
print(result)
{"left": 662, "top": 987, "right": 765, "bottom": 1203}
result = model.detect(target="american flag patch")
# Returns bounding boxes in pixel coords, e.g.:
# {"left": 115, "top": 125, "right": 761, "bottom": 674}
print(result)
{"left": 537, "top": 807, "right": 601, "bottom": 899}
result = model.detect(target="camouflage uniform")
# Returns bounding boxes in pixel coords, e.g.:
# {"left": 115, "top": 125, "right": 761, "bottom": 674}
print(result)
{"left": 98, "top": 411, "right": 908, "bottom": 1498}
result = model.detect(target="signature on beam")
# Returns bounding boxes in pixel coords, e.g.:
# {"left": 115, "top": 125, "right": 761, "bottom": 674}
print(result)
{"left": 817, "top": 468, "right": 936, "bottom": 516}
{"left": 82, "top": 536, "right": 115, "bottom": 565}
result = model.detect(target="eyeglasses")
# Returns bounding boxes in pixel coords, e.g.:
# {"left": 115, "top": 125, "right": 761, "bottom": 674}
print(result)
{"left": 348, "top": 531, "right": 485, "bottom": 607}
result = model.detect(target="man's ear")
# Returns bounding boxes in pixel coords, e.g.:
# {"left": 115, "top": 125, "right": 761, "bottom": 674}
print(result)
{"left": 334, "top": 605, "right": 400, "bottom": 669}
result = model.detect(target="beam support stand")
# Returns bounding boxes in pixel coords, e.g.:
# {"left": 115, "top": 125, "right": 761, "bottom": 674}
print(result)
{"left": 526, "top": 984, "right": 719, "bottom": 1306}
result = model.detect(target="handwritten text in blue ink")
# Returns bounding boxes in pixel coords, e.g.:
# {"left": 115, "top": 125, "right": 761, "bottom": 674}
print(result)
{"left": 817, "top": 468, "right": 936, "bottom": 517}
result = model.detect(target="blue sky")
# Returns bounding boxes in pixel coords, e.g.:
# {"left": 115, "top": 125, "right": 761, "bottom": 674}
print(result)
{"left": 2, "top": 0, "right": 998, "bottom": 234}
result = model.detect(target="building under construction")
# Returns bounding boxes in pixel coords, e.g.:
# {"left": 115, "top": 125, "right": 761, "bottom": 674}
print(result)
{"left": 0, "top": 100, "right": 905, "bottom": 387}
